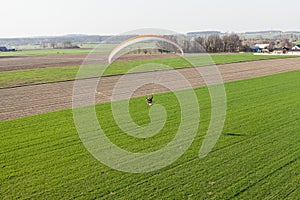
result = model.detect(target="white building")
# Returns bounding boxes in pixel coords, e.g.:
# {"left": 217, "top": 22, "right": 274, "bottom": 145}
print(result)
{"left": 255, "top": 44, "right": 270, "bottom": 49}
{"left": 292, "top": 44, "right": 300, "bottom": 50}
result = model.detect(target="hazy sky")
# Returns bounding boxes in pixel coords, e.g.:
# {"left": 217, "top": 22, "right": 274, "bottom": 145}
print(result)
{"left": 1, "top": 0, "right": 299, "bottom": 38}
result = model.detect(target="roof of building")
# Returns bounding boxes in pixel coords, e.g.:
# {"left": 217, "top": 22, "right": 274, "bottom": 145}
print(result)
{"left": 255, "top": 44, "right": 270, "bottom": 49}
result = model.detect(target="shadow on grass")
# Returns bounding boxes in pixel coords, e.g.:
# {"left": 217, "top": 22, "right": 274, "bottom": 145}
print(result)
{"left": 223, "top": 133, "right": 247, "bottom": 137}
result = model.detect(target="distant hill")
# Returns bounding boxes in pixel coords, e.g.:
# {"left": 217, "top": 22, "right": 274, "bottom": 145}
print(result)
{"left": 63, "top": 34, "right": 90, "bottom": 37}
{"left": 0, "top": 35, "right": 111, "bottom": 46}
{"left": 244, "top": 30, "right": 282, "bottom": 34}
{"left": 284, "top": 31, "right": 300, "bottom": 34}
{"left": 0, "top": 34, "right": 140, "bottom": 46}
{"left": 187, "top": 30, "right": 300, "bottom": 36}
{"left": 187, "top": 31, "right": 222, "bottom": 36}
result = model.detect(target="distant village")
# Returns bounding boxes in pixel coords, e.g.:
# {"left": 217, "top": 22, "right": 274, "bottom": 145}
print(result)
{"left": 0, "top": 31, "right": 300, "bottom": 54}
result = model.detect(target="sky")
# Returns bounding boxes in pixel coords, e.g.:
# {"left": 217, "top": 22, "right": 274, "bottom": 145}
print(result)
{"left": 1, "top": 0, "right": 299, "bottom": 38}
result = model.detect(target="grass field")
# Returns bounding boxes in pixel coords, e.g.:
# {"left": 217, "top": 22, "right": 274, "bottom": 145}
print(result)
{"left": 0, "top": 43, "right": 156, "bottom": 56}
{"left": 1, "top": 70, "right": 299, "bottom": 199}
{"left": 13, "top": 44, "right": 102, "bottom": 50}
{"left": 0, "top": 53, "right": 298, "bottom": 88}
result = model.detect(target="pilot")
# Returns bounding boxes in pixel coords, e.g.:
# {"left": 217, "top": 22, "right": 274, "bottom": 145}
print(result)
{"left": 146, "top": 96, "right": 153, "bottom": 106}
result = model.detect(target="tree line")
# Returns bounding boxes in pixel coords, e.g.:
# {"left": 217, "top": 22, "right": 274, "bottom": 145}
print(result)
{"left": 156, "top": 33, "right": 242, "bottom": 53}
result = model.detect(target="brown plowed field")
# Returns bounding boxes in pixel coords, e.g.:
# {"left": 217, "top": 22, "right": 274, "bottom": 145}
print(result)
{"left": 0, "top": 53, "right": 176, "bottom": 71}
{"left": 1, "top": 57, "right": 300, "bottom": 121}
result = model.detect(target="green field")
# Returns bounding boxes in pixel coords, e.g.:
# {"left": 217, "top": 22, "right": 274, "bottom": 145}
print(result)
{"left": 0, "top": 53, "right": 298, "bottom": 88}
{"left": 0, "top": 43, "right": 156, "bottom": 56}
{"left": 1, "top": 70, "right": 299, "bottom": 199}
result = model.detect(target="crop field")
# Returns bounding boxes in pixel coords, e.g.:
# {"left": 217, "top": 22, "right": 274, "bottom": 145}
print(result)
{"left": 1, "top": 51, "right": 300, "bottom": 199}
{"left": 0, "top": 49, "right": 96, "bottom": 56}
{"left": 0, "top": 45, "right": 114, "bottom": 56}
{"left": 2, "top": 0, "right": 300, "bottom": 199}
{"left": 1, "top": 70, "right": 300, "bottom": 199}
{"left": 1, "top": 57, "right": 300, "bottom": 121}
{"left": 0, "top": 53, "right": 298, "bottom": 88}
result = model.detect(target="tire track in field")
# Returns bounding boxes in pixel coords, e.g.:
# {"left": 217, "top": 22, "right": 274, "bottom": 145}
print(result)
{"left": 0, "top": 57, "right": 300, "bottom": 121}
{"left": 98, "top": 117, "right": 299, "bottom": 199}
{"left": 232, "top": 156, "right": 300, "bottom": 198}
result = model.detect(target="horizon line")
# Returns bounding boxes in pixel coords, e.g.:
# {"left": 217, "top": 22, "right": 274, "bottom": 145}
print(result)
{"left": 1, "top": 30, "right": 300, "bottom": 39}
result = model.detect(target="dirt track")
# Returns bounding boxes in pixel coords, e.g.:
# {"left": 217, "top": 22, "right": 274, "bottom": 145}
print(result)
{"left": 1, "top": 57, "right": 300, "bottom": 121}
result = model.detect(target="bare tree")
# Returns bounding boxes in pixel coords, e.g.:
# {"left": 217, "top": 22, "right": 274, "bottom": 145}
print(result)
{"left": 281, "top": 38, "right": 292, "bottom": 48}
{"left": 156, "top": 35, "right": 178, "bottom": 53}
{"left": 50, "top": 43, "right": 56, "bottom": 49}
{"left": 207, "top": 34, "right": 223, "bottom": 52}
{"left": 225, "top": 33, "right": 241, "bottom": 52}
{"left": 222, "top": 35, "right": 230, "bottom": 52}
{"left": 156, "top": 33, "right": 242, "bottom": 53}
{"left": 269, "top": 40, "right": 276, "bottom": 51}
{"left": 194, "top": 36, "right": 205, "bottom": 48}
